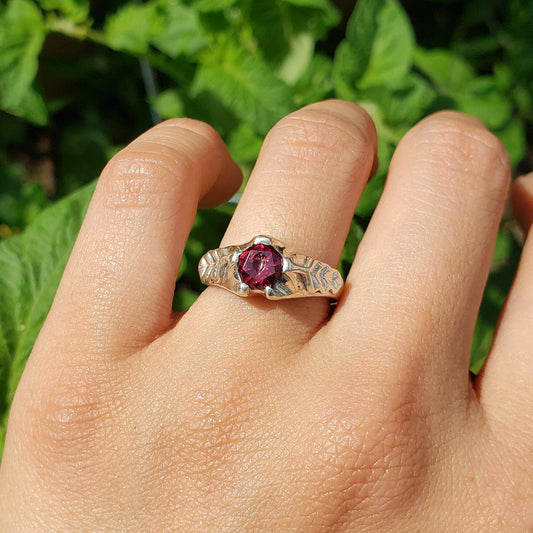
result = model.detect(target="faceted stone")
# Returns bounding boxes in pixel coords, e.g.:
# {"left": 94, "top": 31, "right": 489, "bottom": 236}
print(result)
{"left": 237, "top": 243, "right": 283, "bottom": 290}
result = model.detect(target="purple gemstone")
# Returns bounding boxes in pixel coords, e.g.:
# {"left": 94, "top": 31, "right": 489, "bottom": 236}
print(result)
{"left": 237, "top": 243, "right": 283, "bottom": 290}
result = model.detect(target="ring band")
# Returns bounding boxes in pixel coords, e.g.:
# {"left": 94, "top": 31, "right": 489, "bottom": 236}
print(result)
{"left": 198, "top": 235, "right": 343, "bottom": 300}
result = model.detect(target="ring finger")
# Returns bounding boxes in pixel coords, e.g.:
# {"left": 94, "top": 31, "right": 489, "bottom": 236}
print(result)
{"left": 187, "top": 100, "right": 377, "bottom": 346}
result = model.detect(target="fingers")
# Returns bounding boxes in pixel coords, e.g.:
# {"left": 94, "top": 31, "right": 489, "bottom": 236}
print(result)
{"left": 222, "top": 101, "right": 376, "bottom": 260}
{"left": 475, "top": 173, "right": 533, "bottom": 442}
{"left": 332, "top": 111, "right": 510, "bottom": 399}
{"left": 511, "top": 172, "right": 533, "bottom": 233}
{"left": 39, "top": 119, "right": 241, "bottom": 357}
{"left": 194, "top": 100, "right": 377, "bottom": 338}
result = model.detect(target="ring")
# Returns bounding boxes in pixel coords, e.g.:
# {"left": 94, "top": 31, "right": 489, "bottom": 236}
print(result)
{"left": 198, "top": 235, "right": 344, "bottom": 300}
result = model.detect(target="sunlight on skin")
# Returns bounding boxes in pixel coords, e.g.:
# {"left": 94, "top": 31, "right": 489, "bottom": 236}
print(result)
{"left": 0, "top": 101, "right": 532, "bottom": 531}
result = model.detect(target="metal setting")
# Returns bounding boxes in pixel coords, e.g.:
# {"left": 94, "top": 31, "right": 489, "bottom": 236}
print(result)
{"left": 198, "top": 235, "right": 344, "bottom": 300}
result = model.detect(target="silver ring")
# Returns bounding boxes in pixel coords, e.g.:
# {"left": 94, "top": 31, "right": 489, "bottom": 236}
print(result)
{"left": 198, "top": 235, "right": 343, "bottom": 300}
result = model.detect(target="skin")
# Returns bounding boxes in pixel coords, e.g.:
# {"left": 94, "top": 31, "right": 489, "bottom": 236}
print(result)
{"left": 0, "top": 100, "right": 532, "bottom": 531}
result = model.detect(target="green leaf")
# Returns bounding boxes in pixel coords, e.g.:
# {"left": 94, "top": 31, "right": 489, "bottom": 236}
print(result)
{"left": 247, "top": 0, "right": 291, "bottom": 66}
{"left": 150, "top": 88, "right": 185, "bottom": 120}
{"left": 16, "top": 85, "right": 49, "bottom": 126}
{"left": 470, "top": 228, "right": 521, "bottom": 373}
{"left": 357, "top": 0, "right": 415, "bottom": 89}
{"left": 58, "top": 123, "right": 113, "bottom": 193}
{"left": 339, "top": 217, "right": 364, "bottom": 278}
{"left": 185, "top": 90, "right": 240, "bottom": 138}
{"left": 333, "top": 1, "right": 381, "bottom": 93}
{"left": 0, "top": 160, "right": 49, "bottom": 230}
{"left": 456, "top": 92, "right": 511, "bottom": 130}
{"left": 456, "top": 77, "right": 513, "bottom": 129}
{"left": 293, "top": 53, "right": 333, "bottom": 106}
{"left": 181, "top": 204, "right": 235, "bottom": 293}
{"left": 333, "top": 0, "right": 414, "bottom": 94}
{"left": 284, "top": 0, "right": 340, "bottom": 39}
{"left": 173, "top": 287, "right": 200, "bottom": 312}
{"left": 227, "top": 122, "right": 263, "bottom": 164}
{"left": 379, "top": 73, "right": 436, "bottom": 127}
{"left": 245, "top": 0, "right": 338, "bottom": 68}
{"left": 152, "top": 2, "right": 210, "bottom": 58}
{"left": 496, "top": 117, "right": 527, "bottom": 167}
{"left": 493, "top": 62, "right": 513, "bottom": 91}
{"left": 283, "top": 0, "right": 337, "bottom": 11}
{"left": 0, "top": 0, "right": 46, "bottom": 117}
{"left": 470, "top": 316, "right": 494, "bottom": 374}
{"left": 414, "top": 48, "right": 512, "bottom": 130}
{"left": 413, "top": 47, "right": 475, "bottom": 93}
{"left": 37, "top": 0, "right": 89, "bottom": 23}
{"left": 0, "top": 183, "right": 95, "bottom": 455}
{"left": 355, "top": 135, "right": 392, "bottom": 217}
{"left": 293, "top": 53, "right": 333, "bottom": 100}
{"left": 454, "top": 34, "right": 500, "bottom": 68}
{"left": 104, "top": 2, "right": 164, "bottom": 55}
{"left": 277, "top": 32, "right": 314, "bottom": 85}
{"left": 513, "top": 83, "right": 533, "bottom": 118}
{"left": 192, "top": 40, "right": 296, "bottom": 134}
{"left": 191, "top": 0, "right": 238, "bottom": 12}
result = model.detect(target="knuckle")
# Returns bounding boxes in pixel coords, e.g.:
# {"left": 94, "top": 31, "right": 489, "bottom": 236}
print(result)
{"left": 155, "top": 375, "right": 257, "bottom": 478}
{"left": 148, "top": 118, "right": 223, "bottom": 163}
{"left": 99, "top": 147, "right": 189, "bottom": 212}
{"left": 97, "top": 118, "right": 222, "bottom": 212}
{"left": 11, "top": 362, "right": 120, "bottom": 462}
{"left": 405, "top": 111, "right": 510, "bottom": 192}
{"left": 157, "top": 117, "right": 221, "bottom": 143}
{"left": 301, "top": 387, "right": 433, "bottom": 520}
{"left": 267, "top": 105, "right": 375, "bottom": 179}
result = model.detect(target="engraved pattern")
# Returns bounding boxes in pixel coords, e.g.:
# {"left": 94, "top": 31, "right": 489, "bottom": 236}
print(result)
{"left": 198, "top": 235, "right": 343, "bottom": 300}
{"left": 198, "top": 249, "right": 221, "bottom": 284}
{"left": 281, "top": 255, "right": 342, "bottom": 298}
{"left": 309, "top": 261, "right": 337, "bottom": 293}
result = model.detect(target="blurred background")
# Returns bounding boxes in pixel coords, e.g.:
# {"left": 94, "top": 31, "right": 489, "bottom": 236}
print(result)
{"left": 1, "top": 0, "right": 532, "bottom": 232}
{"left": 1, "top": 0, "right": 533, "bottom": 449}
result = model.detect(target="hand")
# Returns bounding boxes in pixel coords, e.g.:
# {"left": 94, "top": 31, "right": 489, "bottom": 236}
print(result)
{"left": 0, "top": 100, "right": 531, "bottom": 531}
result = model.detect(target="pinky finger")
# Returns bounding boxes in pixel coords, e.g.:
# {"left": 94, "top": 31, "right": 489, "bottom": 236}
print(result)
{"left": 476, "top": 172, "right": 533, "bottom": 448}
{"left": 511, "top": 173, "right": 533, "bottom": 233}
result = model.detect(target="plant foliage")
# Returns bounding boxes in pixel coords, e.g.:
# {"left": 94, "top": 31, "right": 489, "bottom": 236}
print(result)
{"left": 0, "top": 0, "right": 532, "bottom": 453}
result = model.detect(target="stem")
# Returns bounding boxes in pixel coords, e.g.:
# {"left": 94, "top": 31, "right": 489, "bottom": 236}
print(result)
{"left": 46, "top": 17, "right": 107, "bottom": 46}
{"left": 45, "top": 17, "right": 192, "bottom": 87}
{"left": 139, "top": 58, "right": 162, "bottom": 125}
{"left": 144, "top": 51, "right": 191, "bottom": 87}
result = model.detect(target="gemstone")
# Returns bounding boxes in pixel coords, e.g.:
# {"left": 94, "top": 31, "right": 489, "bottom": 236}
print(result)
{"left": 237, "top": 243, "right": 283, "bottom": 290}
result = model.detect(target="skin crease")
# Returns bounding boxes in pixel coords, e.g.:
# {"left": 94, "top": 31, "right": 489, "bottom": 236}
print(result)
{"left": 0, "top": 100, "right": 532, "bottom": 531}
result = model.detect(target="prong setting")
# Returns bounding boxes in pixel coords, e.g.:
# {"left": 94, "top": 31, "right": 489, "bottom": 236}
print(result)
{"left": 237, "top": 282, "right": 250, "bottom": 295}
{"left": 254, "top": 235, "right": 272, "bottom": 245}
{"left": 199, "top": 235, "right": 343, "bottom": 299}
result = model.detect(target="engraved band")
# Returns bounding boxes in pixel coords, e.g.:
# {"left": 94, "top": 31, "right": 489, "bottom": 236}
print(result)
{"left": 198, "top": 235, "right": 343, "bottom": 300}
